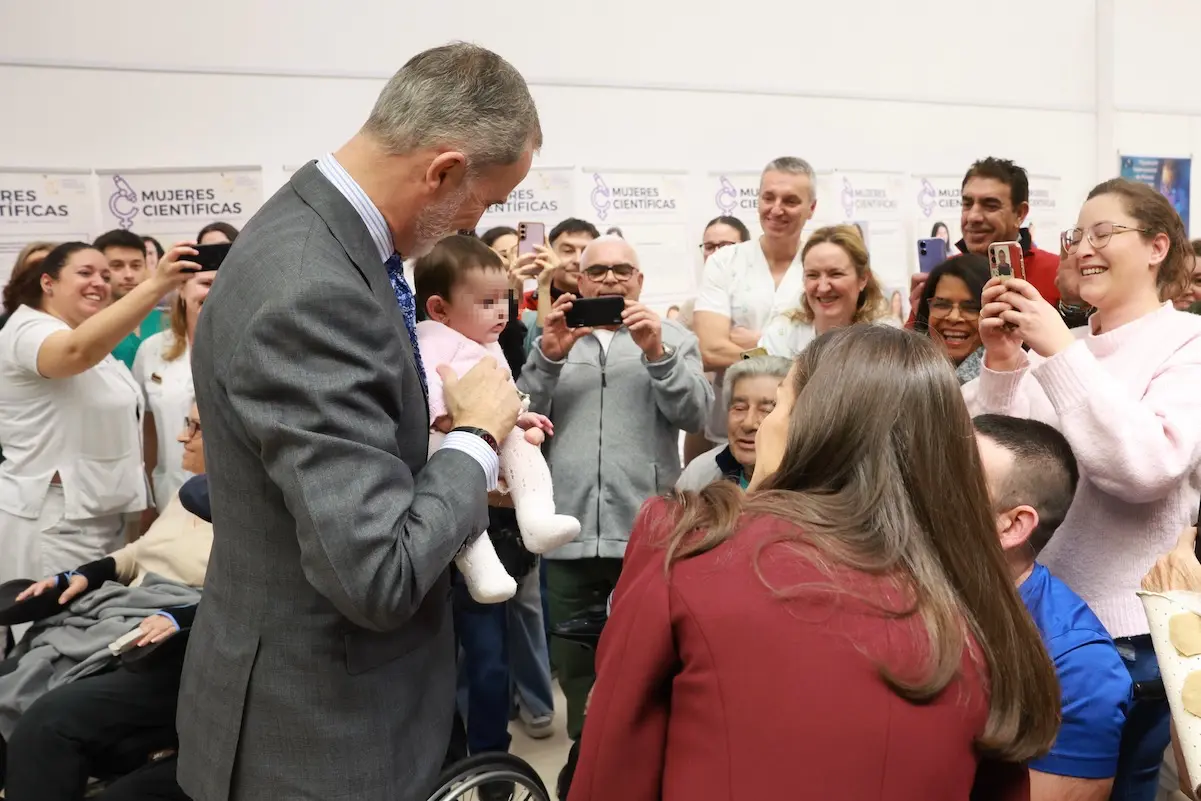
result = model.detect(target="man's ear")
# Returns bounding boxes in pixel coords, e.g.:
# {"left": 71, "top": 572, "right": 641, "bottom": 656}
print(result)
{"left": 997, "top": 504, "right": 1039, "bottom": 554}
{"left": 424, "top": 151, "right": 468, "bottom": 194}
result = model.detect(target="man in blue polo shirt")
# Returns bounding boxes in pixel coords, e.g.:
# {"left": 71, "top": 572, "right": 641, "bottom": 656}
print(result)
{"left": 974, "top": 414, "right": 1133, "bottom": 800}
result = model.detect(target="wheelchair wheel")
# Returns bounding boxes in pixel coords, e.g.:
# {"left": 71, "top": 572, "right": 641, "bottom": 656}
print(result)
{"left": 427, "top": 751, "right": 551, "bottom": 801}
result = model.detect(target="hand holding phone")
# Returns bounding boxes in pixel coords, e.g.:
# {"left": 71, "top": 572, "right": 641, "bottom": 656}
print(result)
{"left": 917, "top": 238, "right": 948, "bottom": 273}
{"left": 989, "top": 242, "right": 1025, "bottom": 282}
{"left": 517, "top": 222, "right": 546, "bottom": 258}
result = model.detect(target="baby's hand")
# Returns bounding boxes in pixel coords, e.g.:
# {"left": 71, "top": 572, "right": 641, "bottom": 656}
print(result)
{"left": 517, "top": 412, "right": 553, "bottom": 446}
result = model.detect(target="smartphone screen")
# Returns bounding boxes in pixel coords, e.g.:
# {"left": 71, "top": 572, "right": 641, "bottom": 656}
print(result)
{"left": 988, "top": 241, "right": 1025, "bottom": 281}
{"left": 517, "top": 222, "right": 545, "bottom": 257}
{"left": 917, "top": 238, "right": 948, "bottom": 273}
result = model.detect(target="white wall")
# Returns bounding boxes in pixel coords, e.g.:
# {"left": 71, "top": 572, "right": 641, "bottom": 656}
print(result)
{"left": 0, "top": 0, "right": 1191, "bottom": 297}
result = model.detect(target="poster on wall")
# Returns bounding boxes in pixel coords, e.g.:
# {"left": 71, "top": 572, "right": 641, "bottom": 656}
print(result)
{"left": 478, "top": 167, "right": 576, "bottom": 232}
{"left": 0, "top": 168, "right": 96, "bottom": 287}
{"left": 708, "top": 172, "right": 762, "bottom": 239}
{"left": 827, "top": 171, "right": 908, "bottom": 288}
{"left": 1025, "top": 175, "right": 1064, "bottom": 251}
{"left": 582, "top": 169, "right": 691, "bottom": 309}
{"left": 95, "top": 166, "right": 264, "bottom": 244}
{"left": 1120, "top": 155, "right": 1191, "bottom": 234}
{"left": 912, "top": 174, "right": 963, "bottom": 248}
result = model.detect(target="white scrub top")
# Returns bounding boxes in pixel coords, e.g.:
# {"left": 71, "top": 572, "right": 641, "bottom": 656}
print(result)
{"left": 132, "top": 330, "right": 195, "bottom": 511}
{"left": 0, "top": 305, "right": 147, "bottom": 520}
{"left": 693, "top": 239, "right": 806, "bottom": 439}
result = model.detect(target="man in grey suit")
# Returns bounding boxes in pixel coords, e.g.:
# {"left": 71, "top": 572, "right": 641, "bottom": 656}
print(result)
{"left": 176, "top": 43, "right": 541, "bottom": 801}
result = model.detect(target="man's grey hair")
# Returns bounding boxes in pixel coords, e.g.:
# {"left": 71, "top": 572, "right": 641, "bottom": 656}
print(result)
{"left": 763, "top": 156, "right": 816, "bottom": 182}
{"left": 363, "top": 42, "right": 542, "bottom": 170}
{"left": 723, "top": 355, "right": 792, "bottom": 407}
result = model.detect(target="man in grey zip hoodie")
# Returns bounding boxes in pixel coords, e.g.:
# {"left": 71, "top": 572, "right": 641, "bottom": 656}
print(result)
{"left": 516, "top": 235, "right": 712, "bottom": 748}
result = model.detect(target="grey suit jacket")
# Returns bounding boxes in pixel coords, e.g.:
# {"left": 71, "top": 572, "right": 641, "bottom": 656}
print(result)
{"left": 176, "top": 163, "right": 489, "bottom": 801}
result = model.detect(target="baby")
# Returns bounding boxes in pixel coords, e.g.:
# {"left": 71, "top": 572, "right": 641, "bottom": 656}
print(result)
{"left": 414, "top": 235, "right": 580, "bottom": 603}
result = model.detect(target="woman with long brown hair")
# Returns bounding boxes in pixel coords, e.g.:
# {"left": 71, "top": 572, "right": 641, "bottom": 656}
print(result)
{"left": 571, "top": 324, "right": 1060, "bottom": 801}
{"left": 758, "top": 224, "right": 894, "bottom": 358}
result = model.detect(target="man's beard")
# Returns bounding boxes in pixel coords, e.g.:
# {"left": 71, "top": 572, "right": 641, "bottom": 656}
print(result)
{"left": 409, "top": 184, "right": 469, "bottom": 259}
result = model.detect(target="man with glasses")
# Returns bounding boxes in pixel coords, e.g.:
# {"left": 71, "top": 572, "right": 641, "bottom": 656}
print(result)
{"left": 518, "top": 235, "right": 711, "bottom": 787}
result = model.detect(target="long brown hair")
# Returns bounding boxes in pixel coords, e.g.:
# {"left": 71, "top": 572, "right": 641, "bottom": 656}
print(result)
{"left": 1087, "top": 178, "right": 1192, "bottom": 302}
{"left": 658, "top": 325, "right": 1060, "bottom": 762}
{"left": 788, "top": 225, "right": 890, "bottom": 325}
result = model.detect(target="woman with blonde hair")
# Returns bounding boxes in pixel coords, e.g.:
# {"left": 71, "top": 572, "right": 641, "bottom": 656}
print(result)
{"left": 573, "top": 325, "right": 1060, "bottom": 800}
{"left": 758, "top": 224, "right": 893, "bottom": 358}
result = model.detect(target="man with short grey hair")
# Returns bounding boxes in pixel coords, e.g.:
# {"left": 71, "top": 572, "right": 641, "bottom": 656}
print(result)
{"left": 692, "top": 156, "right": 817, "bottom": 458}
{"left": 677, "top": 354, "right": 791, "bottom": 491}
{"left": 179, "top": 43, "right": 541, "bottom": 801}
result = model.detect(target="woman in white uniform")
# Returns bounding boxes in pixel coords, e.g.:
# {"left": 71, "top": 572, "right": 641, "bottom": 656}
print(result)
{"left": 758, "top": 224, "right": 894, "bottom": 358}
{"left": 0, "top": 240, "right": 192, "bottom": 597}
{"left": 133, "top": 268, "right": 215, "bottom": 515}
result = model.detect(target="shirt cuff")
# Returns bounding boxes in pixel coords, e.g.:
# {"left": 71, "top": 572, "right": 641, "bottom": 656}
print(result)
{"left": 441, "top": 430, "right": 501, "bottom": 491}
{"left": 154, "top": 611, "right": 181, "bottom": 632}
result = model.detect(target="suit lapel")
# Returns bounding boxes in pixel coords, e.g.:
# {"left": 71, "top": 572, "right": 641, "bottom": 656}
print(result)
{"left": 289, "top": 162, "right": 425, "bottom": 395}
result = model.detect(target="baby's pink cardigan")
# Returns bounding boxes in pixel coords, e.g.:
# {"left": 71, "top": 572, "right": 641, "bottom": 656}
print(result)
{"left": 415, "top": 320, "right": 512, "bottom": 421}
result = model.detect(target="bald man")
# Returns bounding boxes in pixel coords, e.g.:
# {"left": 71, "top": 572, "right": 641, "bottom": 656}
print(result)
{"left": 517, "top": 235, "right": 712, "bottom": 754}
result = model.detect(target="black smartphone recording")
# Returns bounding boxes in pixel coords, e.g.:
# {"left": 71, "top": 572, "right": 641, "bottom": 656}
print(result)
{"left": 564, "top": 296, "right": 625, "bottom": 329}
{"left": 183, "top": 242, "right": 232, "bottom": 273}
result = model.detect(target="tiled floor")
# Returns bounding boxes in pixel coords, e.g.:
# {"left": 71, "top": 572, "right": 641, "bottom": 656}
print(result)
{"left": 508, "top": 681, "right": 573, "bottom": 793}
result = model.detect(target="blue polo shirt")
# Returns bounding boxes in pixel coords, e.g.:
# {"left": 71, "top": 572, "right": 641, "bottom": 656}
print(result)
{"left": 1019, "top": 563, "right": 1133, "bottom": 779}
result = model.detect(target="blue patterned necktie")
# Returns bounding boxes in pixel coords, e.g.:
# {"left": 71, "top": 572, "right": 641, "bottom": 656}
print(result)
{"left": 384, "top": 253, "right": 427, "bottom": 395}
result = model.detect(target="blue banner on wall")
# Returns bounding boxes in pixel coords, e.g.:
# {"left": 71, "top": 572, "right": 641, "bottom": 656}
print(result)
{"left": 1119, "top": 155, "right": 1191, "bottom": 234}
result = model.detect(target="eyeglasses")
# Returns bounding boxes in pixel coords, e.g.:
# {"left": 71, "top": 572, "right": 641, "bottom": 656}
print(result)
{"left": 183, "top": 417, "right": 201, "bottom": 439}
{"left": 700, "top": 241, "right": 738, "bottom": 255}
{"left": 582, "top": 263, "right": 637, "bottom": 281}
{"left": 927, "top": 298, "right": 981, "bottom": 320}
{"left": 1061, "top": 222, "right": 1150, "bottom": 254}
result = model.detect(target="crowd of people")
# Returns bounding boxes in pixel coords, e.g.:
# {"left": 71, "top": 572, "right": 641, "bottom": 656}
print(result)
{"left": 3, "top": 40, "right": 1201, "bottom": 801}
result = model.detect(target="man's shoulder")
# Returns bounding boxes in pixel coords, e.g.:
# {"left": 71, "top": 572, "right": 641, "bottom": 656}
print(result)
{"left": 1027, "top": 567, "right": 1122, "bottom": 661}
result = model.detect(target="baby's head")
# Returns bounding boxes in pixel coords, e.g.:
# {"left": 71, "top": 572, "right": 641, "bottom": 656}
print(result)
{"left": 414, "top": 234, "right": 510, "bottom": 345}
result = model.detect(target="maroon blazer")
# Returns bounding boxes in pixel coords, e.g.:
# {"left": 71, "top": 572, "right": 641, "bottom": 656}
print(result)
{"left": 569, "top": 498, "right": 1028, "bottom": 801}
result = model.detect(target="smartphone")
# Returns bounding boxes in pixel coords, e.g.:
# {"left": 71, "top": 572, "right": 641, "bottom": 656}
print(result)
{"left": 565, "top": 296, "right": 625, "bottom": 329}
{"left": 988, "top": 241, "right": 1026, "bottom": 281}
{"left": 184, "top": 242, "right": 231, "bottom": 273}
{"left": 741, "top": 347, "right": 769, "bottom": 360}
{"left": 108, "top": 628, "right": 144, "bottom": 656}
{"left": 917, "top": 238, "right": 948, "bottom": 273}
{"left": 517, "top": 222, "right": 545, "bottom": 258}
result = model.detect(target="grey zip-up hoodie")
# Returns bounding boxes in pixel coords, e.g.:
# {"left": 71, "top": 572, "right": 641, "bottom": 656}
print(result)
{"left": 516, "top": 320, "right": 713, "bottom": 560}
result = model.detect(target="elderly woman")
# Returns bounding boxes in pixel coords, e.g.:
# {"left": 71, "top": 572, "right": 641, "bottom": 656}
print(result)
{"left": 677, "top": 355, "right": 790, "bottom": 491}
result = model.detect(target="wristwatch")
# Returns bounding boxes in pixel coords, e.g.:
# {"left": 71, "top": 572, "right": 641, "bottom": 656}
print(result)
{"left": 650, "top": 344, "right": 675, "bottom": 362}
{"left": 451, "top": 426, "right": 500, "bottom": 455}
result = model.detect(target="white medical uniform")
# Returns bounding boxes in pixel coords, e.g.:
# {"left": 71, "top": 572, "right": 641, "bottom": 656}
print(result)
{"left": 693, "top": 239, "right": 806, "bottom": 439}
{"left": 133, "top": 331, "right": 195, "bottom": 511}
{"left": 0, "top": 306, "right": 147, "bottom": 587}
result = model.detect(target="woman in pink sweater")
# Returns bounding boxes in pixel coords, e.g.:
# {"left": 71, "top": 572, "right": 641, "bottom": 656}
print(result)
{"left": 963, "top": 178, "right": 1201, "bottom": 801}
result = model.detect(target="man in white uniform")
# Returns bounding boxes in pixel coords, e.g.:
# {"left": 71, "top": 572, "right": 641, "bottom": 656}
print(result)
{"left": 692, "top": 156, "right": 817, "bottom": 444}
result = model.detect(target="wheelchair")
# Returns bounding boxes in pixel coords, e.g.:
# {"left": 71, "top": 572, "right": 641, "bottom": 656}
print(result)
{"left": 548, "top": 603, "right": 608, "bottom": 800}
{"left": 428, "top": 751, "right": 551, "bottom": 801}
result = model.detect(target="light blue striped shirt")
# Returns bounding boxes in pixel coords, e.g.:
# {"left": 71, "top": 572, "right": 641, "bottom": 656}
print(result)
{"left": 315, "top": 154, "right": 499, "bottom": 489}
